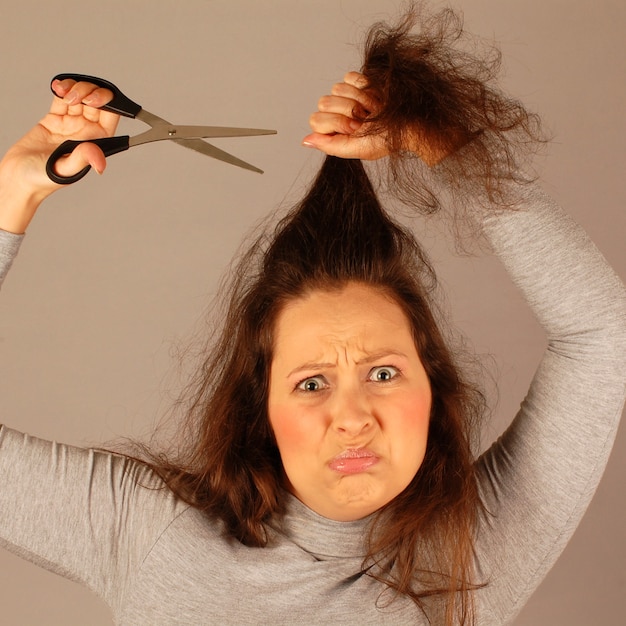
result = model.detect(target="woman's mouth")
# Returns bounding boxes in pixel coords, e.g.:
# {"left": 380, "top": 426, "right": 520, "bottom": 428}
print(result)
{"left": 328, "top": 448, "right": 380, "bottom": 474}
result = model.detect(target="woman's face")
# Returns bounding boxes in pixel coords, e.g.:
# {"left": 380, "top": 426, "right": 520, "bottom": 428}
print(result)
{"left": 267, "top": 283, "right": 432, "bottom": 521}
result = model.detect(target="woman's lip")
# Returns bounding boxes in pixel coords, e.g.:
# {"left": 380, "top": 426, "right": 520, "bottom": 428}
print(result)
{"left": 328, "top": 448, "right": 380, "bottom": 474}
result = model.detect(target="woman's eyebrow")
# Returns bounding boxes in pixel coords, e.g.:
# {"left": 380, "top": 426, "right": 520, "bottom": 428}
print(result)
{"left": 287, "top": 350, "right": 408, "bottom": 377}
{"left": 356, "top": 350, "right": 409, "bottom": 365}
{"left": 287, "top": 362, "right": 336, "bottom": 378}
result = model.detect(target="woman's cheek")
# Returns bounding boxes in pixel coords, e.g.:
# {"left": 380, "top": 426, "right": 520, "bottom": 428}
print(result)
{"left": 394, "top": 392, "right": 431, "bottom": 439}
{"left": 270, "top": 404, "right": 315, "bottom": 456}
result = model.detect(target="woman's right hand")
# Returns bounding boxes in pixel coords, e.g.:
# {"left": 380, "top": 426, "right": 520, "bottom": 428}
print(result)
{"left": 0, "top": 78, "right": 119, "bottom": 234}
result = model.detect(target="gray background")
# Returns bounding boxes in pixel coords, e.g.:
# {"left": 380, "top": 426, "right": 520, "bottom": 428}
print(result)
{"left": 0, "top": 0, "right": 624, "bottom": 624}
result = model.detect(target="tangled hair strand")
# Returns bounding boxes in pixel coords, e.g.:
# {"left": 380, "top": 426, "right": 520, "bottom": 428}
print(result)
{"left": 359, "top": 2, "right": 547, "bottom": 213}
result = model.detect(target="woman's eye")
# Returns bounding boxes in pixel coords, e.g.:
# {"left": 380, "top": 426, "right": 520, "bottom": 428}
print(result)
{"left": 368, "top": 366, "right": 399, "bottom": 382}
{"left": 296, "top": 376, "right": 326, "bottom": 392}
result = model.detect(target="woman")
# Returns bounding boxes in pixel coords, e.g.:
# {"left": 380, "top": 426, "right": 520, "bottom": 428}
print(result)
{"left": 1, "top": 7, "right": 625, "bottom": 626}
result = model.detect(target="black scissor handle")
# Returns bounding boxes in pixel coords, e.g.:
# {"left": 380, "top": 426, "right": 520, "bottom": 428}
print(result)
{"left": 46, "top": 136, "right": 130, "bottom": 185}
{"left": 51, "top": 73, "right": 142, "bottom": 118}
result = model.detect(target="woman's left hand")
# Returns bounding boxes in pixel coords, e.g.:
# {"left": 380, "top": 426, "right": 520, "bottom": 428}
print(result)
{"left": 302, "top": 72, "right": 389, "bottom": 161}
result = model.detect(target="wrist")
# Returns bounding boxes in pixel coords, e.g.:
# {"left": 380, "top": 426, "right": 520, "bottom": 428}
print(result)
{"left": 0, "top": 197, "right": 41, "bottom": 235}
{"left": 0, "top": 153, "right": 52, "bottom": 234}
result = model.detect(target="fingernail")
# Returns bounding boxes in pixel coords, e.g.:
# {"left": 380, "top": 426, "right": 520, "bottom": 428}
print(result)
{"left": 302, "top": 140, "right": 317, "bottom": 149}
{"left": 349, "top": 120, "right": 363, "bottom": 131}
{"left": 63, "top": 91, "right": 79, "bottom": 105}
{"left": 83, "top": 95, "right": 95, "bottom": 105}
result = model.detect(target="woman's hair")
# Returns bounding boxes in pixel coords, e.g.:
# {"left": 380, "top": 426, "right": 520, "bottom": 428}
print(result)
{"left": 360, "top": 2, "right": 546, "bottom": 215}
{"left": 139, "top": 4, "right": 546, "bottom": 624}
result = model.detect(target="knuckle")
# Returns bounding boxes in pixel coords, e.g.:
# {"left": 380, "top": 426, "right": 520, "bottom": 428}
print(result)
{"left": 342, "top": 118, "right": 357, "bottom": 134}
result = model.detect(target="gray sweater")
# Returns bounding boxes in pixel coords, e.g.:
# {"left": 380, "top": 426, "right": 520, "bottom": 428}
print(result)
{"left": 0, "top": 182, "right": 625, "bottom": 625}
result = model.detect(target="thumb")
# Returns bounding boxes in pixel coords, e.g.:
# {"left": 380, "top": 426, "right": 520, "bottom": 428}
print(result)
{"left": 302, "top": 132, "right": 387, "bottom": 161}
{"left": 52, "top": 141, "right": 107, "bottom": 179}
{"left": 302, "top": 132, "right": 356, "bottom": 158}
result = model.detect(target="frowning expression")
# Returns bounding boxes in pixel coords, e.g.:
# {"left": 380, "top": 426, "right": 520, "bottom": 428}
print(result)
{"left": 268, "top": 282, "right": 432, "bottom": 521}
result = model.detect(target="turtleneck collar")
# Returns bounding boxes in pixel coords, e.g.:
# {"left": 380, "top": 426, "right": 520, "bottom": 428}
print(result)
{"left": 272, "top": 493, "right": 374, "bottom": 561}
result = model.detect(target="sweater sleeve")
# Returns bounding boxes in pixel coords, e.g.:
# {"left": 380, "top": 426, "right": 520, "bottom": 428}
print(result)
{"left": 0, "top": 229, "right": 24, "bottom": 287}
{"left": 0, "top": 426, "right": 187, "bottom": 615}
{"left": 471, "top": 183, "right": 626, "bottom": 624}
{"left": 0, "top": 231, "right": 188, "bottom": 613}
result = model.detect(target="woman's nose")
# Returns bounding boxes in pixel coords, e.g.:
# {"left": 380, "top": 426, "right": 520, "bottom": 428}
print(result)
{"left": 330, "top": 386, "right": 373, "bottom": 437}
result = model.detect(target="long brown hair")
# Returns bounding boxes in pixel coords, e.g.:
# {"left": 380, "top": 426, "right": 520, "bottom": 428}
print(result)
{"left": 141, "top": 4, "right": 545, "bottom": 624}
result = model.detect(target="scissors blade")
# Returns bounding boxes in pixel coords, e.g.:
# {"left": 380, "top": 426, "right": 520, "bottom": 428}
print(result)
{"left": 135, "top": 109, "right": 276, "bottom": 140}
{"left": 134, "top": 109, "right": 271, "bottom": 173}
{"left": 172, "top": 137, "right": 265, "bottom": 174}
{"left": 171, "top": 125, "right": 277, "bottom": 139}
{"left": 131, "top": 125, "right": 277, "bottom": 144}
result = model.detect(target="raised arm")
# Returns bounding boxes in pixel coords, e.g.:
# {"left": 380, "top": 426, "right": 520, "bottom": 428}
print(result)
{"left": 0, "top": 80, "right": 147, "bottom": 611}
{"left": 305, "top": 72, "right": 626, "bottom": 624}
{"left": 461, "top": 179, "right": 626, "bottom": 622}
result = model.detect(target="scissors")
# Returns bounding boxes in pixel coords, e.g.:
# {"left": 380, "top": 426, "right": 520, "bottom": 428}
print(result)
{"left": 46, "top": 73, "right": 277, "bottom": 184}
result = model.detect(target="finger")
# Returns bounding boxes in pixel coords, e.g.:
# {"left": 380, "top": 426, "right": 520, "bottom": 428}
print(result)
{"left": 98, "top": 110, "right": 120, "bottom": 136}
{"left": 56, "top": 81, "right": 114, "bottom": 108}
{"left": 309, "top": 111, "right": 363, "bottom": 136}
{"left": 60, "top": 81, "right": 102, "bottom": 106}
{"left": 48, "top": 89, "right": 118, "bottom": 130}
{"left": 51, "top": 78, "right": 76, "bottom": 99}
{"left": 49, "top": 97, "right": 69, "bottom": 116}
{"left": 302, "top": 131, "right": 386, "bottom": 160}
{"left": 330, "top": 82, "right": 379, "bottom": 117}
{"left": 302, "top": 132, "right": 356, "bottom": 157}
{"left": 81, "top": 87, "right": 114, "bottom": 108}
{"left": 81, "top": 104, "right": 102, "bottom": 123}
{"left": 317, "top": 95, "right": 368, "bottom": 121}
{"left": 67, "top": 103, "right": 88, "bottom": 117}
{"left": 343, "top": 71, "right": 369, "bottom": 89}
{"left": 50, "top": 89, "right": 72, "bottom": 116}
{"left": 51, "top": 141, "right": 107, "bottom": 179}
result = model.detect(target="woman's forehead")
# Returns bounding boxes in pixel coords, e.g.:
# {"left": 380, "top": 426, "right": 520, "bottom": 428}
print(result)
{"left": 272, "top": 283, "right": 415, "bottom": 361}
